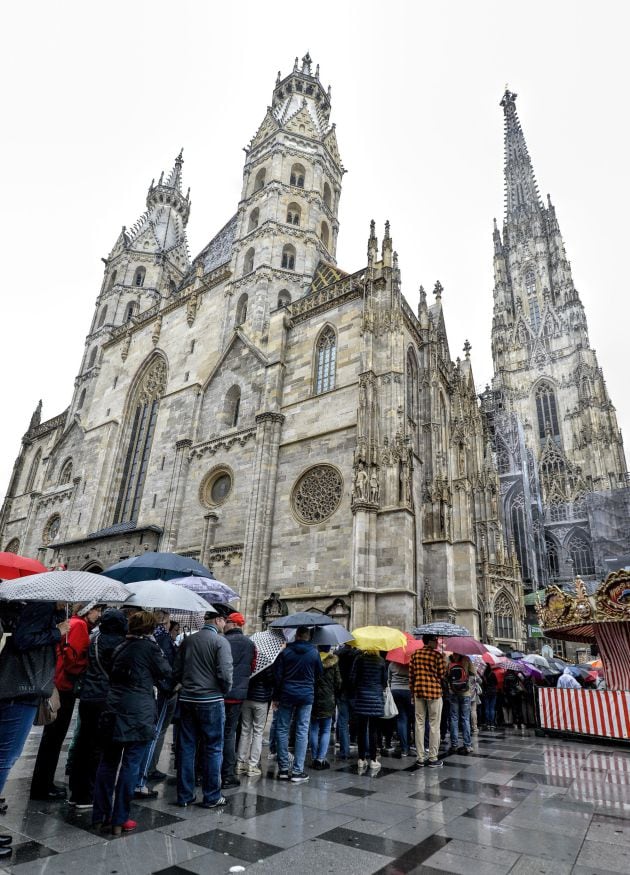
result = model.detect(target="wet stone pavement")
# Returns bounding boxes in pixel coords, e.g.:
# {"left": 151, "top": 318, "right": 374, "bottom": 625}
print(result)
{"left": 2, "top": 725, "right": 630, "bottom": 874}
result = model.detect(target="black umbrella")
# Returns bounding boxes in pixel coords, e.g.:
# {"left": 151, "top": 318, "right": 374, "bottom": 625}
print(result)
{"left": 269, "top": 611, "right": 336, "bottom": 629}
{"left": 102, "top": 551, "right": 215, "bottom": 584}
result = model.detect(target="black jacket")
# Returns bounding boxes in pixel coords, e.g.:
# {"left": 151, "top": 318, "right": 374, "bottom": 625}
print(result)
{"left": 246, "top": 665, "right": 275, "bottom": 703}
{"left": 173, "top": 626, "right": 233, "bottom": 701}
{"left": 350, "top": 652, "right": 387, "bottom": 716}
{"left": 312, "top": 652, "right": 342, "bottom": 719}
{"left": 224, "top": 628, "right": 256, "bottom": 702}
{"left": 336, "top": 644, "right": 358, "bottom": 698}
{"left": 80, "top": 609, "right": 127, "bottom": 704}
{"left": 1, "top": 603, "right": 63, "bottom": 705}
{"left": 104, "top": 636, "right": 172, "bottom": 743}
{"left": 154, "top": 625, "right": 177, "bottom": 667}
{"left": 273, "top": 640, "right": 323, "bottom": 705}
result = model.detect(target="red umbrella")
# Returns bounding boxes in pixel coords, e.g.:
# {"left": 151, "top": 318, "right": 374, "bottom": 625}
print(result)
{"left": 0, "top": 552, "right": 48, "bottom": 580}
{"left": 386, "top": 638, "right": 424, "bottom": 665}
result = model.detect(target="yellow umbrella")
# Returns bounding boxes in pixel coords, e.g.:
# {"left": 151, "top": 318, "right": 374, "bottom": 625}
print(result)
{"left": 349, "top": 625, "right": 407, "bottom": 652}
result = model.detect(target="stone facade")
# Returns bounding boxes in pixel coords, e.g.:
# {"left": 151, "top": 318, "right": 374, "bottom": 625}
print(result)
{"left": 0, "top": 56, "right": 524, "bottom": 648}
{"left": 481, "top": 90, "right": 628, "bottom": 622}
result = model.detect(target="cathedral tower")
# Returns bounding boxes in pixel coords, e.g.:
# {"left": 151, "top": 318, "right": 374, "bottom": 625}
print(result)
{"left": 485, "top": 89, "right": 627, "bottom": 591}
{"left": 226, "top": 52, "right": 344, "bottom": 339}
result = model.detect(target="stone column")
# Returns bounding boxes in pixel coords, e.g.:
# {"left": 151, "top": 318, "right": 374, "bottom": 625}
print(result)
{"left": 240, "top": 412, "right": 285, "bottom": 628}
{"left": 350, "top": 501, "right": 378, "bottom": 626}
{"left": 200, "top": 512, "right": 219, "bottom": 567}
{"left": 162, "top": 439, "right": 192, "bottom": 552}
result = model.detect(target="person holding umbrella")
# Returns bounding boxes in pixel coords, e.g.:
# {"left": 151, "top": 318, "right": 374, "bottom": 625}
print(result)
{"left": 409, "top": 634, "right": 446, "bottom": 768}
{"left": 221, "top": 612, "right": 256, "bottom": 789}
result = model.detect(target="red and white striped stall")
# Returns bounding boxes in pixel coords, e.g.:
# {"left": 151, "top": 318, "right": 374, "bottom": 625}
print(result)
{"left": 539, "top": 687, "right": 630, "bottom": 740}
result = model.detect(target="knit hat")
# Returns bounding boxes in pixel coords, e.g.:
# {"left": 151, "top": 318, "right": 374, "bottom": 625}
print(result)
{"left": 227, "top": 611, "right": 245, "bottom": 626}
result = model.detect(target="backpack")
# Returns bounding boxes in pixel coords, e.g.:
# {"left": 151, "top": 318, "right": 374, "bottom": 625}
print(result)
{"left": 503, "top": 672, "right": 522, "bottom": 697}
{"left": 448, "top": 663, "right": 469, "bottom": 693}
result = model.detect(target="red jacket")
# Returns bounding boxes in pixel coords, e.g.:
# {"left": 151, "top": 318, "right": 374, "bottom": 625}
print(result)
{"left": 54, "top": 616, "right": 90, "bottom": 691}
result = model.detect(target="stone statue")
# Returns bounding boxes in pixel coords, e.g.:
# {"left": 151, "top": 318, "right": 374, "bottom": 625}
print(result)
{"left": 353, "top": 461, "right": 368, "bottom": 501}
{"left": 369, "top": 466, "right": 379, "bottom": 502}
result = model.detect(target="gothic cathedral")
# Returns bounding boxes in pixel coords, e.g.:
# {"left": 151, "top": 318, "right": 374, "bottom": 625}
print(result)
{"left": 16, "top": 58, "right": 613, "bottom": 649}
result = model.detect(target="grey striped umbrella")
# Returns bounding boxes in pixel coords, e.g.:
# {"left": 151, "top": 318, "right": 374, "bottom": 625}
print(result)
{"left": 0, "top": 570, "right": 130, "bottom": 603}
{"left": 412, "top": 621, "right": 472, "bottom": 638}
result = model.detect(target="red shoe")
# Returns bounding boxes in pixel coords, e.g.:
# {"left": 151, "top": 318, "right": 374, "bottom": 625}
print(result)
{"left": 111, "top": 819, "right": 137, "bottom": 836}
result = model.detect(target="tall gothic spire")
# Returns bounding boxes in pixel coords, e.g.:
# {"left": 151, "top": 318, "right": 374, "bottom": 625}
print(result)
{"left": 501, "top": 89, "right": 542, "bottom": 219}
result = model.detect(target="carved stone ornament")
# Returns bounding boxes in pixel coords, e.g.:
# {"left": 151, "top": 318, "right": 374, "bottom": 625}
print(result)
{"left": 121, "top": 331, "right": 132, "bottom": 362}
{"left": 292, "top": 464, "right": 343, "bottom": 525}
{"left": 152, "top": 315, "right": 163, "bottom": 346}
{"left": 137, "top": 358, "right": 167, "bottom": 404}
{"left": 187, "top": 293, "right": 198, "bottom": 327}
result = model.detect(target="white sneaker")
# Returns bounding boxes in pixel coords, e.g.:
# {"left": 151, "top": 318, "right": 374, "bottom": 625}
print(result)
{"left": 235, "top": 761, "right": 248, "bottom": 774}
{"left": 357, "top": 758, "right": 368, "bottom": 771}
{"left": 369, "top": 760, "right": 381, "bottom": 773}
{"left": 246, "top": 765, "right": 262, "bottom": 777}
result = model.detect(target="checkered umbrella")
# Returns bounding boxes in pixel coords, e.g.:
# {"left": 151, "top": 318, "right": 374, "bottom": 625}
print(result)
{"left": 412, "top": 622, "right": 472, "bottom": 638}
{"left": 249, "top": 630, "right": 286, "bottom": 676}
{"left": 0, "top": 570, "right": 130, "bottom": 603}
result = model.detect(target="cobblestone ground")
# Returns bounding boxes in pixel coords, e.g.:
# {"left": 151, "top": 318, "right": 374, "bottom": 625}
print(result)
{"left": 1, "top": 723, "right": 630, "bottom": 874}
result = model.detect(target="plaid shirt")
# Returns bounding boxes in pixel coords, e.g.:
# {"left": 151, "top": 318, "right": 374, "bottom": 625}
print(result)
{"left": 409, "top": 647, "right": 446, "bottom": 700}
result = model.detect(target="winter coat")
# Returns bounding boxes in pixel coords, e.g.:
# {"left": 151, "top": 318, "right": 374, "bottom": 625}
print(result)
{"left": 246, "top": 665, "right": 275, "bottom": 703}
{"left": 350, "top": 652, "right": 387, "bottom": 717}
{"left": 174, "top": 626, "right": 233, "bottom": 702}
{"left": 337, "top": 644, "right": 358, "bottom": 698}
{"left": 224, "top": 628, "right": 256, "bottom": 702}
{"left": 103, "top": 636, "right": 172, "bottom": 743}
{"left": 154, "top": 624, "right": 177, "bottom": 667}
{"left": 1, "top": 603, "right": 62, "bottom": 705}
{"left": 273, "top": 640, "right": 323, "bottom": 706}
{"left": 80, "top": 609, "right": 127, "bottom": 703}
{"left": 54, "top": 616, "right": 91, "bottom": 692}
{"left": 311, "top": 652, "right": 342, "bottom": 719}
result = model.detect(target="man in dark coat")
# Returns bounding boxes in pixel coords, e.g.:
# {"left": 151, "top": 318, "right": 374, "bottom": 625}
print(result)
{"left": 221, "top": 612, "right": 256, "bottom": 788}
{"left": 272, "top": 626, "right": 322, "bottom": 784}
{"left": 173, "top": 610, "right": 233, "bottom": 808}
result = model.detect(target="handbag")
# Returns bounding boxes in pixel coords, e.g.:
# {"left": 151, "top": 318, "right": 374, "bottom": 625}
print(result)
{"left": 0, "top": 639, "right": 56, "bottom": 701}
{"left": 383, "top": 685, "right": 399, "bottom": 719}
{"left": 35, "top": 687, "right": 61, "bottom": 726}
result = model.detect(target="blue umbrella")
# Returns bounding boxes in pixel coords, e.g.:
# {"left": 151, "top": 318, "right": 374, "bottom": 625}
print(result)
{"left": 311, "top": 624, "right": 354, "bottom": 645}
{"left": 269, "top": 611, "right": 337, "bottom": 628}
{"left": 102, "top": 551, "right": 215, "bottom": 583}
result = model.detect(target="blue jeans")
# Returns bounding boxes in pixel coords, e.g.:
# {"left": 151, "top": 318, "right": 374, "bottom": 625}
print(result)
{"left": 268, "top": 707, "right": 278, "bottom": 754}
{"left": 392, "top": 689, "right": 414, "bottom": 752}
{"left": 484, "top": 693, "right": 497, "bottom": 726}
{"left": 336, "top": 697, "right": 350, "bottom": 757}
{"left": 449, "top": 694, "right": 471, "bottom": 748}
{"left": 276, "top": 702, "right": 311, "bottom": 773}
{"left": 92, "top": 740, "right": 146, "bottom": 827}
{"left": 309, "top": 716, "right": 332, "bottom": 761}
{"left": 177, "top": 700, "right": 225, "bottom": 804}
{"left": 0, "top": 701, "right": 38, "bottom": 795}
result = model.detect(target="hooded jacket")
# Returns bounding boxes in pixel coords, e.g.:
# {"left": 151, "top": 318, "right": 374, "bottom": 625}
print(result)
{"left": 174, "top": 625, "right": 233, "bottom": 703}
{"left": 311, "top": 652, "right": 342, "bottom": 719}
{"left": 350, "top": 652, "right": 388, "bottom": 716}
{"left": 55, "top": 615, "right": 92, "bottom": 692}
{"left": 80, "top": 609, "right": 127, "bottom": 703}
{"left": 273, "top": 639, "right": 323, "bottom": 706}
{"left": 224, "top": 628, "right": 256, "bottom": 702}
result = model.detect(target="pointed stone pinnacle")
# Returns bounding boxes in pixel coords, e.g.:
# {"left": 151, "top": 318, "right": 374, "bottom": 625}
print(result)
{"left": 384, "top": 220, "right": 390, "bottom": 239}
{"left": 434, "top": 280, "right": 443, "bottom": 299}
{"left": 369, "top": 219, "right": 376, "bottom": 239}
{"left": 463, "top": 339, "right": 471, "bottom": 358}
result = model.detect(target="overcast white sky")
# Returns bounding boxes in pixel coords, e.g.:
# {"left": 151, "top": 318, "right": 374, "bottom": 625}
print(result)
{"left": 1, "top": 0, "right": 629, "bottom": 502}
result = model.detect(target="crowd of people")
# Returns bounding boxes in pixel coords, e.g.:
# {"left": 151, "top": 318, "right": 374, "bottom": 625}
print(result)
{"left": 0, "top": 599, "right": 585, "bottom": 852}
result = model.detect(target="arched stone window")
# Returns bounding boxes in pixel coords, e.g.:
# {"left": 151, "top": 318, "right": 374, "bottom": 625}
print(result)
{"left": 546, "top": 534, "right": 560, "bottom": 580}
{"left": 568, "top": 531, "right": 595, "bottom": 576}
{"left": 26, "top": 449, "right": 41, "bottom": 492}
{"left": 109, "top": 270, "right": 117, "bottom": 289}
{"left": 509, "top": 488, "right": 531, "bottom": 583}
{"left": 134, "top": 266, "right": 146, "bottom": 287}
{"left": 88, "top": 347, "right": 97, "bottom": 368}
{"left": 58, "top": 458, "right": 73, "bottom": 486}
{"left": 493, "top": 592, "right": 515, "bottom": 639}
{"left": 549, "top": 499, "right": 567, "bottom": 521}
{"left": 323, "top": 182, "right": 332, "bottom": 209}
{"left": 224, "top": 385, "right": 241, "bottom": 429}
{"left": 286, "top": 202, "right": 301, "bottom": 226}
{"left": 4, "top": 538, "right": 19, "bottom": 553}
{"left": 525, "top": 269, "right": 536, "bottom": 297}
{"left": 169, "top": 278, "right": 176, "bottom": 294}
{"left": 248, "top": 207, "right": 259, "bottom": 232}
{"left": 281, "top": 244, "right": 296, "bottom": 270}
{"left": 42, "top": 514, "right": 61, "bottom": 545}
{"left": 535, "top": 382, "right": 560, "bottom": 441}
{"left": 254, "top": 167, "right": 266, "bottom": 192}
{"left": 124, "top": 301, "right": 137, "bottom": 322}
{"left": 290, "top": 163, "right": 305, "bottom": 188}
{"left": 97, "top": 307, "right": 107, "bottom": 328}
{"left": 236, "top": 293, "right": 248, "bottom": 326}
{"left": 406, "top": 350, "right": 418, "bottom": 422}
{"left": 277, "top": 289, "right": 291, "bottom": 309}
{"left": 77, "top": 389, "right": 86, "bottom": 410}
{"left": 529, "top": 298, "right": 540, "bottom": 331}
{"left": 113, "top": 356, "right": 167, "bottom": 524}
{"left": 315, "top": 325, "right": 336, "bottom": 394}
{"left": 496, "top": 447, "right": 510, "bottom": 474}
{"left": 320, "top": 221, "right": 330, "bottom": 249}
{"left": 243, "top": 247, "right": 255, "bottom": 275}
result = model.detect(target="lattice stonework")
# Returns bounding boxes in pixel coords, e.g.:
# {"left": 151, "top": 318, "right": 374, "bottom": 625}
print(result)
{"left": 292, "top": 465, "right": 343, "bottom": 524}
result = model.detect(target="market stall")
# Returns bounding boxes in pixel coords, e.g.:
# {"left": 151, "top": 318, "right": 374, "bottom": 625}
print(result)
{"left": 536, "top": 570, "right": 630, "bottom": 741}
